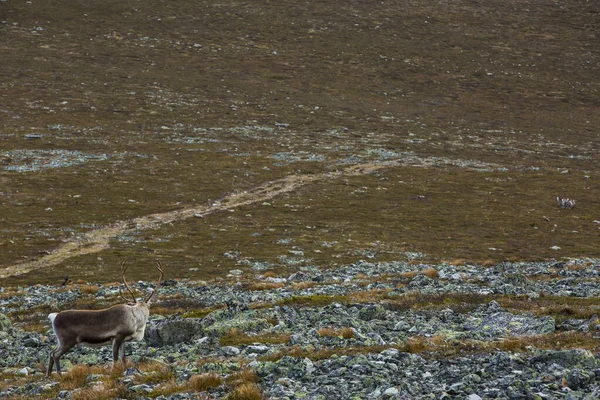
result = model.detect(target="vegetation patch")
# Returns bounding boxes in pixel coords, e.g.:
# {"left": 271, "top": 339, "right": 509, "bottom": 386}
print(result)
{"left": 220, "top": 328, "right": 290, "bottom": 347}
{"left": 261, "top": 332, "right": 600, "bottom": 362}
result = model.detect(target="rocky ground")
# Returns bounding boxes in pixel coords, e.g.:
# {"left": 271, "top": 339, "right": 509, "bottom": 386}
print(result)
{"left": 2, "top": 1, "right": 599, "bottom": 398}
{"left": 1, "top": 259, "right": 600, "bottom": 399}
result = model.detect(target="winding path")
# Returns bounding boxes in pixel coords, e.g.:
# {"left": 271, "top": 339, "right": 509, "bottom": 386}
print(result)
{"left": 0, "top": 161, "right": 400, "bottom": 278}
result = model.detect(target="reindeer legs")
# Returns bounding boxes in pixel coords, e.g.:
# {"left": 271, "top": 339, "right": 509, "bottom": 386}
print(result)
{"left": 47, "top": 342, "right": 73, "bottom": 376}
{"left": 112, "top": 335, "right": 128, "bottom": 368}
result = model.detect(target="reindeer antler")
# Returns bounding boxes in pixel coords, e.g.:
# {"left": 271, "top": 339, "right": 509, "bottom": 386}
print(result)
{"left": 119, "top": 260, "right": 137, "bottom": 304}
{"left": 144, "top": 260, "right": 164, "bottom": 304}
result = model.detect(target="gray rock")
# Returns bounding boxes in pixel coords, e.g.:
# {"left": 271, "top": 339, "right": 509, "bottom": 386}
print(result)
{"left": 246, "top": 344, "right": 270, "bottom": 354}
{"left": 23, "top": 337, "right": 41, "bottom": 347}
{"left": 565, "top": 369, "right": 592, "bottom": 390}
{"left": 358, "top": 304, "right": 387, "bottom": 321}
{"left": 531, "top": 349, "right": 597, "bottom": 369}
{"left": 394, "top": 320, "right": 411, "bottom": 331}
{"left": 145, "top": 316, "right": 203, "bottom": 347}
{"left": 221, "top": 346, "right": 241, "bottom": 356}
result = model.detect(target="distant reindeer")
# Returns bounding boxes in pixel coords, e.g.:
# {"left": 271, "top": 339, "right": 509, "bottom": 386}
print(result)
{"left": 556, "top": 196, "right": 576, "bottom": 209}
{"left": 47, "top": 261, "right": 164, "bottom": 376}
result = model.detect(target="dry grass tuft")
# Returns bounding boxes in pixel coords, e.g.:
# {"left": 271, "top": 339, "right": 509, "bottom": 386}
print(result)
{"left": 445, "top": 259, "right": 467, "bottom": 266}
{"left": 225, "top": 368, "right": 263, "bottom": 400}
{"left": 21, "top": 322, "right": 48, "bottom": 334}
{"left": 351, "top": 289, "right": 389, "bottom": 303}
{"left": 290, "top": 281, "right": 315, "bottom": 290}
{"left": 134, "top": 361, "right": 175, "bottom": 384}
{"left": 0, "top": 372, "right": 40, "bottom": 392}
{"left": 189, "top": 372, "right": 224, "bottom": 392}
{"left": 227, "top": 382, "right": 264, "bottom": 400}
{"left": 423, "top": 267, "right": 439, "bottom": 279}
{"left": 317, "top": 326, "right": 355, "bottom": 339}
{"left": 148, "top": 379, "right": 186, "bottom": 397}
{"left": 227, "top": 368, "right": 259, "bottom": 387}
{"left": 249, "top": 301, "right": 275, "bottom": 310}
{"left": 400, "top": 270, "right": 419, "bottom": 280}
{"left": 60, "top": 365, "right": 95, "bottom": 390}
{"left": 340, "top": 327, "right": 356, "bottom": 339}
{"left": 79, "top": 285, "right": 100, "bottom": 295}
{"left": 317, "top": 327, "right": 336, "bottom": 337}
{"left": 263, "top": 331, "right": 600, "bottom": 365}
{"left": 151, "top": 306, "right": 186, "bottom": 316}
{"left": 220, "top": 328, "right": 290, "bottom": 347}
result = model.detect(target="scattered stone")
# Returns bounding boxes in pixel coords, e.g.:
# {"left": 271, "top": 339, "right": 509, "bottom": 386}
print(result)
{"left": 1, "top": 259, "right": 600, "bottom": 399}
{"left": 221, "top": 346, "right": 241, "bottom": 356}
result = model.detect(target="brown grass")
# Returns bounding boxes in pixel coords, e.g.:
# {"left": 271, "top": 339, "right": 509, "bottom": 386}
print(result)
{"left": 134, "top": 361, "right": 175, "bottom": 384}
{"left": 79, "top": 284, "right": 100, "bottom": 295}
{"left": 60, "top": 365, "right": 97, "bottom": 390}
{"left": 227, "top": 383, "right": 264, "bottom": 400}
{"left": 189, "top": 373, "right": 224, "bottom": 392}
{"left": 220, "top": 367, "right": 264, "bottom": 400}
{"left": 20, "top": 322, "right": 48, "bottom": 334}
{"left": 227, "top": 368, "right": 259, "bottom": 387}
{"left": 262, "top": 331, "right": 600, "bottom": 363}
{"left": 249, "top": 302, "right": 275, "bottom": 310}
{"left": 423, "top": 267, "right": 439, "bottom": 279}
{"left": 148, "top": 379, "right": 186, "bottom": 398}
{"left": 220, "top": 328, "right": 290, "bottom": 346}
{"left": 317, "top": 327, "right": 355, "bottom": 339}
{"left": 400, "top": 271, "right": 419, "bottom": 280}
{"left": 151, "top": 306, "right": 186, "bottom": 316}
{"left": 499, "top": 294, "right": 600, "bottom": 323}
{"left": 1, "top": 0, "right": 600, "bottom": 287}
{"left": 0, "top": 287, "right": 25, "bottom": 299}
{"left": 0, "top": 371, "right": 40, "bottom": 392}
{"left": 271, "top": 290, "right": 600, "bottom": 324}
{"left": 290, "top": 281, "right": 316, "bottom": 290}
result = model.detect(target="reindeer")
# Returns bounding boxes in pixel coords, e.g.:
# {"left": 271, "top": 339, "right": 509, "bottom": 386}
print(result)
{"left": 556, "top": 196, "right": 576, "bottom": 209}
{"left": 46, "top": 261, "right": 164, "bottom": 376}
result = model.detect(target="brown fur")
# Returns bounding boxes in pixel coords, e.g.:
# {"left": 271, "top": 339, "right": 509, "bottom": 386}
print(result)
{"left": 47, "top": 303, "right": 150, "bottom": 376}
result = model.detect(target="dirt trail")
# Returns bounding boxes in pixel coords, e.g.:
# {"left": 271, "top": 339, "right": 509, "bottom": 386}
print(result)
{"left": 0, "top": 161, "right": 401, "bottom": 279}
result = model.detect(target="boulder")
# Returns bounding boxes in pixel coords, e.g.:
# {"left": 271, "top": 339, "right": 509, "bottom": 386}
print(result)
{"left": 145, "top": 316, "right": 203, "bottom": 347}
{"left": 358, "top": 304, "right": 387, "bottom": 321}
{"left": 531, "top": 349, "right": 597, "bottom": 369}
